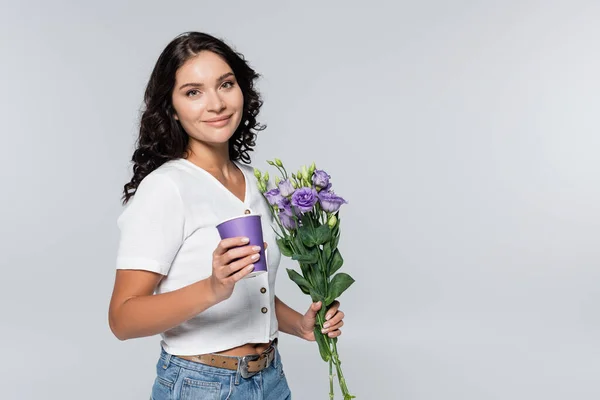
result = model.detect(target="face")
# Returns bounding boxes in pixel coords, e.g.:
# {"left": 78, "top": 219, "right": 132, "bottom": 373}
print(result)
{"left": 171, "top": 51, "right": 244, "bottom": 148}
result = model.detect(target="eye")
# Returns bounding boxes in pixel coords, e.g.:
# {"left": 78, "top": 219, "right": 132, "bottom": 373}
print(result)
{"left": 186, "top": 89, "right": 201, "bottom": 97}
{"left": 221, "top": 80, "right": 235, "bottom": 89}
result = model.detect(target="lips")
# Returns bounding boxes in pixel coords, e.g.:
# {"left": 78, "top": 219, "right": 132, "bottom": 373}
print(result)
{"left": 202, "top": 114, "right": 233, "bottom": 128}
{"left": 204, "top": 115, "right": 232, "bottom": 123}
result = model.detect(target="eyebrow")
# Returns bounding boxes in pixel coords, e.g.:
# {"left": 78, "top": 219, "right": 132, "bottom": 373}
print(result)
{"left": 178, "top": 72, "right": 235, "bottom": 90}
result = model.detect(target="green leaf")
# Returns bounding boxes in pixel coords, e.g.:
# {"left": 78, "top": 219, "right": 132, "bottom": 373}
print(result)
{"left": 312, "top": 267, "right": 327, "bottom": 295}
{"left": 298, "top": 262, "right": 311, "bottom": 280}
{"left": 293, "top": 234, "right": 307, "bottom": 253}
{"left": 301, "top": 213, "right": 314, "bottom": 228}
{"left": 331, "top": 231, "right": 340, "bottom": 251}
{"left": 313, "top": 326, "right": 331, "bottom": 362}
{"left": 292, "top": 252, "right": 318, "bottom": 264}
{"left": 328, "top": 249, "right": 344, "bottom": 276}
{"left": 314, "top": 224, "right": 331, "bottom": 245}
{"left": 309, "top": 287, "right": 325, "bottom": 303}
{"left": 326, "top": 273, "right": 355, "bottom": 304}
{"left": 323, "top": 241, "right": 332, "bottom": 266}
{"left": 298, "top": 226, "right": 316, "bottom": 248}
{"left": 277, "top": 238, "right": 293, "bottom": 257}
{"left": 298, "top": 222, "right": 331, "bottom": 248}
{"left": 286, "top": 269, "right": 311, "bottom": 295}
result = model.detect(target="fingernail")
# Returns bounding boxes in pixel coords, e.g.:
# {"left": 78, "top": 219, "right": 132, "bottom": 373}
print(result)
{"left": 323, "top": 323, "right": 330, "bottom": 328}
{"left": 247, "top": 264, "right": 255, "bottom": 271}
{"left": 241, "top": 237, "right": 250, "bottom": 243}
{"left": 252, "top": 246, "right": 261, "bottom": 252}
{"left": 251, "top": 253, "right": 260, "bottom": 260}
{"left": 326, "top": 314, "right": 331, "bottom": 320}
{"left": 321, "top": 328, "right": 327, "bottom": 333}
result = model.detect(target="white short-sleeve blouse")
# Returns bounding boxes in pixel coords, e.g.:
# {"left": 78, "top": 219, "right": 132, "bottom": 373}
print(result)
{"left": 115, "top": 158, "right": 282, "bottom": 355}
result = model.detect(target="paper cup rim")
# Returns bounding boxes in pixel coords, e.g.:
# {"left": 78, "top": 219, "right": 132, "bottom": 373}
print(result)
{"left": 216, "top": 213, "right": 263, "bottom": 228}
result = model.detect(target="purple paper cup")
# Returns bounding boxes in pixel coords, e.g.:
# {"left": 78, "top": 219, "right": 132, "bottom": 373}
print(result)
{"left": 216, "top": 214, "right": 267, "bottom": 279}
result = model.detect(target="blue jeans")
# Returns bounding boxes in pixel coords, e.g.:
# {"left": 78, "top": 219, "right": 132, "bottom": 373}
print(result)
{"left": 151, "top": 346, "right": 292, "bottom": 400}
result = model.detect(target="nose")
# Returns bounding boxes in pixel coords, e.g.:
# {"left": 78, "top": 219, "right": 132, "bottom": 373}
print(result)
{"left": 206, "top": 90, "right": 225, "bottom": 113}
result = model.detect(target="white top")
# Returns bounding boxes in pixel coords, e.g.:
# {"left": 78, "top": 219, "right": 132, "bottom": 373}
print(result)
{"left": 115, "top": 158, "right": 282, "bottom": 355}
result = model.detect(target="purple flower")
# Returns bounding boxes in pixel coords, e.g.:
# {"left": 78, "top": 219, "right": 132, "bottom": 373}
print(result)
{"left": 276, "top": 196, "right": 292, "bottom": 213}
{"left": 277, "top": 179, "right": 295, "bottom": 197}
{"left": 318, "top": 191, "right": 347, "bottom": 213}
{"left": 312, "top": 169, "right": 331, "bottom": 189}
{"left": 279, "top": 210, "right": 297, "bottom": 230}
{"left": 291, "top": 187, "right": 318, "bottom": 213}
{"left": 264, "top": 188, "right": 284, "bottom": 206}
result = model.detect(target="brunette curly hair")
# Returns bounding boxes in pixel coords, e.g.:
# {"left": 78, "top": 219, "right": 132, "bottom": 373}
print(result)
{"left": 121, "top": 32, "right": 266, "bottom": 204}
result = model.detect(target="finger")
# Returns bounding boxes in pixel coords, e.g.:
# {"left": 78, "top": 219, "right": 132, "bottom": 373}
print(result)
{"left": 214, "top": 237, "right": 250, "bottom": 256}
{"left": 305, "top": 301, "right": 322, "bottom": 319}
{"left": 264, "top": 241, "right": 268, "bottom": 249}
{"left": 229, "top": 263, "right": 256, "bottom": 283}
{"left": 328, "top": 328, "right": 342, "bottom": 338}
{"left": 223, "top": 253, "right": 260, "bottom": 277}
{"left": 222, "top": 244, "right": 262, "bottom": 264}
{"left": 322, "top": 320, "right": 344, "bottom": 334}
{"left": 323, "top": 311, "right": 344, "bottom": 328}
{"left": 325, "top": 301, "right": 340, "bottom": 321}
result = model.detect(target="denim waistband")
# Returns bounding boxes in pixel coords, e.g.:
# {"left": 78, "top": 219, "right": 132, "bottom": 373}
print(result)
{"left": 159, "top": 340, "right": 279, "bottom": 376}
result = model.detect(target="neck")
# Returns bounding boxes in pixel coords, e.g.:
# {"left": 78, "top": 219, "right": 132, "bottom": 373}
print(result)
{"left": 184, "top": 140, "right": 235, "bottom": 177}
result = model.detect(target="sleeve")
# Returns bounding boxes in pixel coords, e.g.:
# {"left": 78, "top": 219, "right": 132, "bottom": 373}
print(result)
{"left": 115, "top": 173, "right": 185, "bottom": 275}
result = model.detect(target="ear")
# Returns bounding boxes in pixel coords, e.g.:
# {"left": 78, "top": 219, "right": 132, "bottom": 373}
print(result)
{"left": 173, "top": 113, "right": 179, "bottom": 121}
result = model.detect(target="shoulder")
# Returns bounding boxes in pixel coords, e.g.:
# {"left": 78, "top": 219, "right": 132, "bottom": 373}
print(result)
{"left": 130, "top": 161, "right": 187, "bottom": 204}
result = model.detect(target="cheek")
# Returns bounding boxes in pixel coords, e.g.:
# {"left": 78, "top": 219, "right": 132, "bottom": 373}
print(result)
{"left": 173, "top": 98, "right": 207, "bottom": 122}
{"left": 229, "top": 87, "right": 244, "bottom": 110}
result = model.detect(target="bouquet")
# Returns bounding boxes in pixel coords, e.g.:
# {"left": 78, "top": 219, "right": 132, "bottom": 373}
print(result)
{"left": 254, "top": 159, "right": 355, "bottom": 399}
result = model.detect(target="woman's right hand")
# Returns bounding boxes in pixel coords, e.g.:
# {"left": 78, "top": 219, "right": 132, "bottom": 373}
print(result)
{"left": 209, "top": 237, "right": 261, "bottom": 303}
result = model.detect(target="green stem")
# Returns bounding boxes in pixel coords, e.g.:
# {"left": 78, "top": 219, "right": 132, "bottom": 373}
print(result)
{"left": 329, "top": 357, "right": 334, "bottom": 399}
{"left": 330, "top": 340, "right": 353, "bottom": 398}
{"left": 316, "top": 312, "right": 353, "bottom": 399}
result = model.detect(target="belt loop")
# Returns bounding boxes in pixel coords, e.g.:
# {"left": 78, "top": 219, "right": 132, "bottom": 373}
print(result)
{"left": 234, "top": 356, "right": 241, "bottom": 385}
{"left": 162, "top": 352, "right": 172, "bottom": 370}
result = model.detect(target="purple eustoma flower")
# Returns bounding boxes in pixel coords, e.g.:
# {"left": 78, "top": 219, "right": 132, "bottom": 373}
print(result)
{"left": 291, "top": 187, "right": 318, "bottom": 213}
{"left": 277, "top": 179, "right": 295, "bottom": 197}
{"left": 312, "top": 170, "right": 331, "bottom": 189}
{"left": 279, "top": 210, "right": 297, "bottom": 230}
{"left": 264, "top": 188, "right": 284, "bottom": 206}
{"left": 318, "top": 191, "right": 347, "bottom": 213}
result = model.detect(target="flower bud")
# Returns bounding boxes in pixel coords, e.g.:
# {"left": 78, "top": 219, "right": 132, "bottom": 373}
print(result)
{"left": 275, "top": 158, "right": 283, "bottom": 167}
{"left": 267, "top": 160, "right": 275, "bottom": 166}
{"left": 302, "top": 165, "right": 308, "bottom": 179}
{"left": 309, "top": 162, "right": 316, "bottom": 176}
{"left": 275, "top": 176, "right": 281, "bottom": 185}
{"left": 327, "top": 214, "right": 337, "bottom": 229}
{"left": 258, "top": 181, "right": 267, "bottom": 193}
{"left": 263, "top": 171, "right": 269, "bottom": 183}
{"left": 253, "top": 168, "right": 262, "bottom": 180}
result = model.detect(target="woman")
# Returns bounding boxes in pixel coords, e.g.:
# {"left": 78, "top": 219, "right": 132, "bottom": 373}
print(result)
{"left": 108, "top": 32, "right": 345, "bottom": 400}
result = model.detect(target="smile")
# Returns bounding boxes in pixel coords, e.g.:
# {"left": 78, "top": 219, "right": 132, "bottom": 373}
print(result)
{"left": 203, "top": 115, "right": 232, "bottom": 127}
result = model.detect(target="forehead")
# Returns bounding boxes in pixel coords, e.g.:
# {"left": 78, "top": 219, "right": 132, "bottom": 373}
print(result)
{"left": 175, "top": 51, "right": 233, "bottom": 83}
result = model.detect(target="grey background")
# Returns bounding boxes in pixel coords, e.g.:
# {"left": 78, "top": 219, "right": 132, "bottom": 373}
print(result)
{"left": 1, "top": 1, "right": 599, "bottom": 399}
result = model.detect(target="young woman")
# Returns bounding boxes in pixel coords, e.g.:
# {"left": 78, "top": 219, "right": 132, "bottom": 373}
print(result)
{"left": 108, "top": 32, "right": 345, "bottom": 400}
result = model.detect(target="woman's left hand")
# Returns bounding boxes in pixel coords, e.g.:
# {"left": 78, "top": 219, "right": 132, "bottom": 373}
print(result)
{"left": 298, "top": 300, "right": 345, "bottom": 341}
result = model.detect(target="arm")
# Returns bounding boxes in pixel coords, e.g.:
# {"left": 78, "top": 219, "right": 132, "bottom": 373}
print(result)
{"left": 109, "top": 238, "right": 260, "bottom": 341}
{"left": 274, "top": 295, "right": 308, "bottom": 340}
{"left": 108, "top": 270, "right": 218, "bottom": 340}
